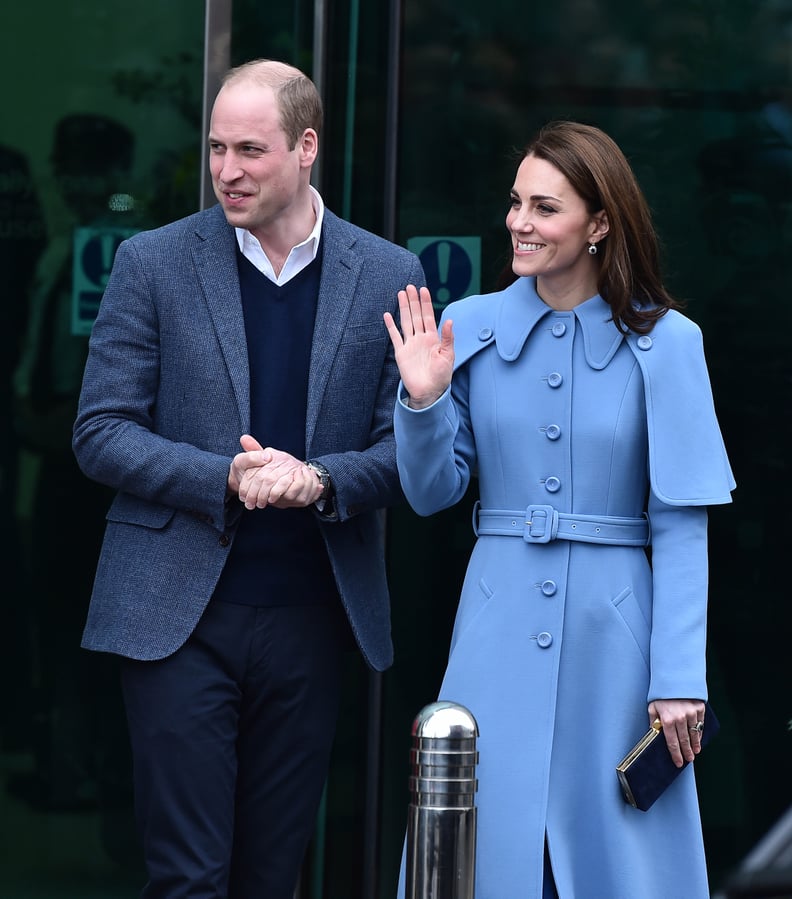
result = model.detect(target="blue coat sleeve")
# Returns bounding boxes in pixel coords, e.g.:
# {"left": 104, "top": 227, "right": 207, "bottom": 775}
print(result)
{"left": 392, "top": 294, "right": 496, "bottom": 516}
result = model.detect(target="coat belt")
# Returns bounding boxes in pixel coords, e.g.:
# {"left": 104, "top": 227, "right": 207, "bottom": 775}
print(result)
{"left": 472, "top": 502, "right": 650, "bottom": 546}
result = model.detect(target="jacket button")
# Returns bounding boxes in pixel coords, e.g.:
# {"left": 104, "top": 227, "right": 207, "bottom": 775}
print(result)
{"left": 547, "top": 372, "right": 563, "bottom": 388}
{"left": 551, "top": 322, "right": 567, "bottom": 337}
{"left": 219, "top": 534, "right": 230, "bottom": 547}
{"left": 637, "top": 335, "right": 653, "bottom": 350}
{"left": 541, "top": 579, "right": 557, "bottom": 596}
{"left": 537, "top": 632, "right": 553, "bottom": 648}
{"left": 544, "top": 476, "right": 561, "bottom": 493}
{"left": 545, "top": 424, "right": 561, "bottom": 441}
{"left": 478, "top": 327, "right": 493, "bottom": 341}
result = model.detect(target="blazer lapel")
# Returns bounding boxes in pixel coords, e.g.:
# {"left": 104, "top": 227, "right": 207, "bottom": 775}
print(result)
{"left": 191, "top": 207, "right": 251, "bottom": 431}
{"left": 306, "top": 212, "right": 360, "bottom": 447}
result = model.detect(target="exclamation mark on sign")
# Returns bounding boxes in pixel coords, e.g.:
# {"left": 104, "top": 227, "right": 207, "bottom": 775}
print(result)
{"left": 435, "top": 241, "right": 451, "bottom": 307}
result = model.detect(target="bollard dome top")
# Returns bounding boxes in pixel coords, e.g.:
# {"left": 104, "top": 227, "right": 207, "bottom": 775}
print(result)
{"left": 412, "top": 701, "right": 479, "bottom": 740}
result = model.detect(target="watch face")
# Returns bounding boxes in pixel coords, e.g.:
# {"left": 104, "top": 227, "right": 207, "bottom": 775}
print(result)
{"left": 309, "top": 463, "right": 330, "bottom": 492}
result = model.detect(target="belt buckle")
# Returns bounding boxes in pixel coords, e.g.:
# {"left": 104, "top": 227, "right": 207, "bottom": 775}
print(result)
{"left": 524, "top": 505, "right": 558, "bottom": 544}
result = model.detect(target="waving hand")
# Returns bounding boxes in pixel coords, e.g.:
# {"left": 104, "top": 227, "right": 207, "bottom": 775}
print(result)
{"left": 383, "top": 284, "right": 455, "bottom": 409}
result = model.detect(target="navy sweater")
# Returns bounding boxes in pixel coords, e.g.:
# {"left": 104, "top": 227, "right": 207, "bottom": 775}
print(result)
{"left": 212, "top": 248, "right": 338, "bottom": 606}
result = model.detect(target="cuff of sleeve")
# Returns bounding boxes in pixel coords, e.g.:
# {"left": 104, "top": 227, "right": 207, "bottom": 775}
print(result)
{"left": 397, "top": 382, "right": 451, "bottom": 411}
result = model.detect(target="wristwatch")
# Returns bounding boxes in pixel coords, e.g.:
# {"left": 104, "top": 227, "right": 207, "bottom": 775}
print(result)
{"left": 306, "top": 460, "right": 333, "bottom": 501}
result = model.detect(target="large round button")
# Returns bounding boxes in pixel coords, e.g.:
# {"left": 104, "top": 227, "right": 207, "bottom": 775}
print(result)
{"left": 537, "top": 632, "right": 553, "bottom": 648}
{"left": 547, "top": 372, "right": 563, "bottom": 388}
{"left": 544, "top": 476, "right": 561, "bottom": 493}
{"left": 479, "top": 327, "right": 493, "bottom": 341}
{"left": 637, "top": 335, "right": 653, "bottom": 350}
{"left": 551, "top": 321, "right": 567, "bottom": 337}
{"left": 219, "top": 534, "right": 231, "bottom": 547}
{"left": 545, "top": 424, "right": 561, "bottom": 441}
{"left": 541, "top": 579, "right": 557, "bottom": 596}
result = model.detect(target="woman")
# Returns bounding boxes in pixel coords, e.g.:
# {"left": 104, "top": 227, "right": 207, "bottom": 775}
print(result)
{"left": 384, "top": 121, "right": 735, "bottom": 898}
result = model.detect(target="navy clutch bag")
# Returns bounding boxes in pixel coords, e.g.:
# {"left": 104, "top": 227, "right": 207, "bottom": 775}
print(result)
{"left": 616, "top": 703, "right": 720, "bottom": 811}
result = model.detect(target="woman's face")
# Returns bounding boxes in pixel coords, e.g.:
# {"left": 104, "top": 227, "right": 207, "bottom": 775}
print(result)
{"left": 506, "top": 153, "right": 607, "bottom": 301}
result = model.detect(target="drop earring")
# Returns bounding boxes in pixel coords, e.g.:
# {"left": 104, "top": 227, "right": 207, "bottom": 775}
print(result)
{"left": 588, "top": 243, "right": 598, "bottom": 256}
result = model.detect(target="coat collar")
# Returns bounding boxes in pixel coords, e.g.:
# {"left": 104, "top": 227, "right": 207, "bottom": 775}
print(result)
{"left": 306, "top": 210, "right": 363, "bottom": 446}
{"left": 495, "top": 277, "right": 624, "bottom": 369}
{"left": 191, "top": 207, "right": 251, "bottom": 426}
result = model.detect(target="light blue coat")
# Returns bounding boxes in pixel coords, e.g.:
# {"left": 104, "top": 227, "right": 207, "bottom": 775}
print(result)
{"left": 394, "top": 278, "right": 735, "bottom": 898}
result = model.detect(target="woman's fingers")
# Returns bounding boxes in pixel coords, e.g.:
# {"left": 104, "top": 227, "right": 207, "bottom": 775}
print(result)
{"left": 394, "top": 284, "right": 437, "bottom": 337}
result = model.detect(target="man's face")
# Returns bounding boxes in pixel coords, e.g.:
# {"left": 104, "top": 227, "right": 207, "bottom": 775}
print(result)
{"left": 208, "top": 81, "right": 315, "bottom": 241}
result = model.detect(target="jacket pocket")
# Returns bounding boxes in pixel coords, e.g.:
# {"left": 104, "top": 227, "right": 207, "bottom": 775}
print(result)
{"left": 448, "top": 576, "right": 496, "bottom": 653}
{"left": 612, "top": 585, "right": 651, "bottom": 669}
{"left": 106, "top": 493, "right": 175, "bottom": 530}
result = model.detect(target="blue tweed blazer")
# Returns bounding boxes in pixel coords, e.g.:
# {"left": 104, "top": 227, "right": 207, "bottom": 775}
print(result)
{"left": 73, "top": 204, "right": 425, "bottom": 671}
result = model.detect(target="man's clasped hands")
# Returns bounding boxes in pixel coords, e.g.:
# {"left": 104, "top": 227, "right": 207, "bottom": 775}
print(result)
{"left": 227, "top": 434, "right": 324, "bottom": 510}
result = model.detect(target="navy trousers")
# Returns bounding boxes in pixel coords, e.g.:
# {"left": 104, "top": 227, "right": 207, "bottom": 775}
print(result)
{"left": 120, "top": 599, "right": 347, "bottom": 899}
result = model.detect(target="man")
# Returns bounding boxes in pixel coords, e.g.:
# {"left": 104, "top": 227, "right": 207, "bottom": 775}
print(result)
{"left": 73, "top": 59, "right": 425, "bottom": 898}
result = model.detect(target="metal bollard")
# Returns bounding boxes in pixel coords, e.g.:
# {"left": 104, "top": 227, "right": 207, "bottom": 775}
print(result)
{"left": 406, "top": 701, "right": 479, "bottom": 899}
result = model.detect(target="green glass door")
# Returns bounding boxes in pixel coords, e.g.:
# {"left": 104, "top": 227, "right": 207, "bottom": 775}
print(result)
{"left": 0, "top": 4, "right": 203, "bottom": 896}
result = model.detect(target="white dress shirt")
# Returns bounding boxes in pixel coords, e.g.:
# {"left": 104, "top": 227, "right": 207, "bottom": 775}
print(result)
{"left": 234, "top": 185, "right": 324, "bottom": 285}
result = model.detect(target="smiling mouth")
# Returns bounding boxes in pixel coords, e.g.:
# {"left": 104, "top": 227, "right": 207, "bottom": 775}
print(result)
{"left": 517, "top": 241, "right": 544, "bottom": 251}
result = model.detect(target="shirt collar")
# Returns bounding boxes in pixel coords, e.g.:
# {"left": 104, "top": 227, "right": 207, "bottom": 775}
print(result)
{"left": 234, "top": 185, "right": 325, "bottom": 285}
